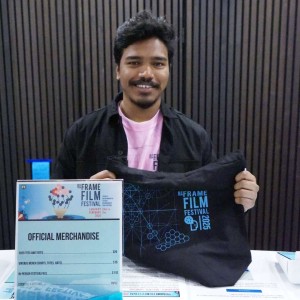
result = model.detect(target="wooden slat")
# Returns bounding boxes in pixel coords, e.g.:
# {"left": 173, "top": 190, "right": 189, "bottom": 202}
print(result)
{"left": 290, "top": 0, "right": 300, "bottom": 251}
{"left": 0, "top": 0, "right": 18, "bottom": 248}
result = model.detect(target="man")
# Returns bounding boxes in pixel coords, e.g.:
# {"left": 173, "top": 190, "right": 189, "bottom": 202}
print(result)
{"left": 53, "top": 11, "right": 259, "bottom": 211}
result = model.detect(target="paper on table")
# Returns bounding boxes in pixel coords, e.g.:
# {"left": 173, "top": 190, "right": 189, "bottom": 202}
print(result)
{"left": 122, "top": 257, "right": 188, "bottom": 299}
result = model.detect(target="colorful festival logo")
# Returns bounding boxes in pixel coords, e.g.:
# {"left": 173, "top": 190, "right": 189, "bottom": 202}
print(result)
{"left": 48, "top": 184, "right": 73, "bottom": 219}
{"left": 179, "top": 190, "right": 212, "bottom": 232}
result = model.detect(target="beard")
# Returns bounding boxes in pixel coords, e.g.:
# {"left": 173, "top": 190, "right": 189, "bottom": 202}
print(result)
{"left": 130, "top": 96, "right": 160, "bottom": 109}
{"left": 128, "top": 79, "right": 161, "bottom": 109}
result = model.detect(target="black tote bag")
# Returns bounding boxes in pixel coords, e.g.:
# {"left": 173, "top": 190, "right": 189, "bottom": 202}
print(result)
{"left": 107, "top": 151, "right": 252, "bottom": 287}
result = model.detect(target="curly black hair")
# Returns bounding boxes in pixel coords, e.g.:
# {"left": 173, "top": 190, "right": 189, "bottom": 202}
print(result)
{"left": 113, "top": 10, "right": 175, "bottom": 65}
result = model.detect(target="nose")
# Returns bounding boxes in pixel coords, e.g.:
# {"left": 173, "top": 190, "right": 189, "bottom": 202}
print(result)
{"left": 138, "top": 65, "right": 154, "bottom": 79}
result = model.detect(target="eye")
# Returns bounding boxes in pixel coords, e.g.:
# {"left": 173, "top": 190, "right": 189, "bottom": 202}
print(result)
{"left": 127, "top": 61, "right": 140, "bottom": 66}
{"left": 153, "top": 61, "right": 167, "bottom": 68}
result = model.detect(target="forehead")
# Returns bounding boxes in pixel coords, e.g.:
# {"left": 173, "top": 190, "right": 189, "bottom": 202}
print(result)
{"left": 121, "top": 37, "right": 168, "bottom": 60}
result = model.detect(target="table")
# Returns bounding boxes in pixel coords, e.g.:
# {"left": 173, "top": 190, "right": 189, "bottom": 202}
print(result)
{"left": 1, "top": 250, "right": 300, "bottom": 299}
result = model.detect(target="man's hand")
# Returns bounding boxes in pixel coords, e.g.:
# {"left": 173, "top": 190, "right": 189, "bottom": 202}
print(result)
{"left": 234, "top": 170, "right": 259, "bottom": 212}
{"left": 90, "top": 170, "right": 116, "bottom": 180}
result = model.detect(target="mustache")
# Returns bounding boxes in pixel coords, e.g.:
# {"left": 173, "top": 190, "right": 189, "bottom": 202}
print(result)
{"left": 129, "top": 79, "right": 160, "bottom": 88}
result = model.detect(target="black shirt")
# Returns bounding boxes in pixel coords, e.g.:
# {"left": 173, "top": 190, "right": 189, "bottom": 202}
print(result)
{"left": 53, "top": 93, "right": 216, "bottom": 179}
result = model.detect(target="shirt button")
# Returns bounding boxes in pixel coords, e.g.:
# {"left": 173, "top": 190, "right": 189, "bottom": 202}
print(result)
{"left": 118, "top": 150, "right": 123, "bottom": 155}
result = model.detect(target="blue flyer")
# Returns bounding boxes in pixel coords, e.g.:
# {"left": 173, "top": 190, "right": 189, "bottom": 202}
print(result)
{"left": 15, "top": 180, "right": 123, "bottom": 300}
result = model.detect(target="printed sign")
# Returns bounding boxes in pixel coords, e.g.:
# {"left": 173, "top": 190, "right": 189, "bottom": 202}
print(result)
{"left": 15, "top": 180, "right": 123, "bottom": 300}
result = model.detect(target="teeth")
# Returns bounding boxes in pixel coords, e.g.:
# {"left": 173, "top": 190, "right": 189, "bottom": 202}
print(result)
{"left": 137, "top": 85, "right": 152, "bottom": 89}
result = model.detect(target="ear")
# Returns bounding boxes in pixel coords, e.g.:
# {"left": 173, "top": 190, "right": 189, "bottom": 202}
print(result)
{"left": 116, "top": 65, "right": 120, "bottom": 80}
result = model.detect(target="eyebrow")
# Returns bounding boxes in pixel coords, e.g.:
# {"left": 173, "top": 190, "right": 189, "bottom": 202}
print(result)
{"left": 125, "top": 56, "right": 168, "bottom": 62}
{"left": 152, "top": 56, "right": 168, "bottom": 62}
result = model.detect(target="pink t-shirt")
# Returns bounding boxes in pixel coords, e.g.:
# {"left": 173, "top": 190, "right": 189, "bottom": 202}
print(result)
{"left": 118, "top": 106, "right": 163, "bottom": 171}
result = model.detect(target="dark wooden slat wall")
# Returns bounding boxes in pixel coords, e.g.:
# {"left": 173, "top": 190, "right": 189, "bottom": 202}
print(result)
{"left": 0, "top": 0, "right": 299, "bottom": 251}
{"left": 184, "top": 0, "right": 300, "bottom": 251}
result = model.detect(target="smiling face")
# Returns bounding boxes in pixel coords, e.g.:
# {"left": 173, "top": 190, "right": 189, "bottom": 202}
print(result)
{"left": 116, "top": 37, "right": 170, "bottom": 120}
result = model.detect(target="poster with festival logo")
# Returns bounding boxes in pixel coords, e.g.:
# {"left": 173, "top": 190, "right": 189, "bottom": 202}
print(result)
{"left": 15, "top": 180, "right": 123, "bottom": 300}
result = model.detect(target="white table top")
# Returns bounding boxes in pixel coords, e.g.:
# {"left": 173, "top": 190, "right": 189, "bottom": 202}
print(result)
{"left": 1, "top": 250, "right": 300, "bottom": 299}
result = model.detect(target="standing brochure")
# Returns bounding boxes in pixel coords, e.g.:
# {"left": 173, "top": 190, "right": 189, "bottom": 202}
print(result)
{"left": 15, "top": 180, "right": 123, "bottom": 300}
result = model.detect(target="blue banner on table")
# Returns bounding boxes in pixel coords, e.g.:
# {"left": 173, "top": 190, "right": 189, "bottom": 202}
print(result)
{"left": 15, "top": 180, "right": 123, "bottom": 300}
